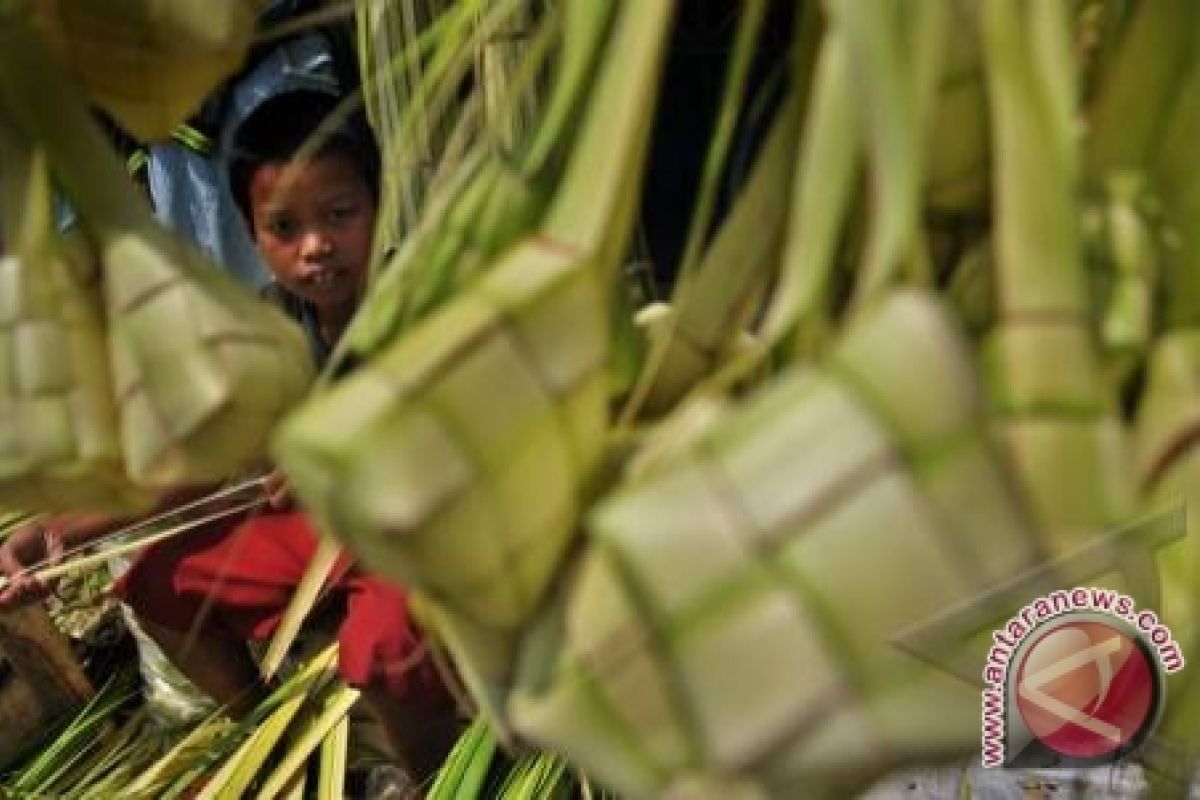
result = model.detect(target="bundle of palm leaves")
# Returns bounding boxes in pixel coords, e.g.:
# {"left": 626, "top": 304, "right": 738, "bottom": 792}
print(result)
{"left": 276, "top": 1, "right": 1200, "bottom": 796}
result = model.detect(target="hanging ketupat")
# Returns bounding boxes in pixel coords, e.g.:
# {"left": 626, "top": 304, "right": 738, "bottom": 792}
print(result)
{"left": 0, "top": 119, "right": 149, "bottom": 511}
{"left": 0, "top": 20, "right": 313, "bottom": 495}
{"left": 510, "top": 291, "right": 1042, "bottom": 798}
{"left": 274, "top": 0, "right": 673, "bottom": 724}
{"left": 24, "top": 0, "right": 262, "bottom": 141}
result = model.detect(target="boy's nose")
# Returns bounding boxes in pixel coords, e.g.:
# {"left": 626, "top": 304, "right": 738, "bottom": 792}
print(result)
{"left": 299, "top": 229, "right": 334, "bottom": 259}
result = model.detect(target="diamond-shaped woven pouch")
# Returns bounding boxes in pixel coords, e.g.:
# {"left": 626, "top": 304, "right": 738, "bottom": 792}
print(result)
{"left": 27, "top": 0, "right": 258, "bottom": 141}
{"left": 0, "top": 144, "right": 147, "bottom": 511}
{"left": 105, "top": 224, "right": 314, "bottom": 487}
{"left": 275, "top": 238, "right": 609, "bottom": 709}
{"left": 509, "top": 292, "right": 1042, "bottom": 797}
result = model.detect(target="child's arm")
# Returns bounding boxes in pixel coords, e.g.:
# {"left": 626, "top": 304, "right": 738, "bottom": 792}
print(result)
{"left": 0, "top": 483, "right": 222, "bottom": 607}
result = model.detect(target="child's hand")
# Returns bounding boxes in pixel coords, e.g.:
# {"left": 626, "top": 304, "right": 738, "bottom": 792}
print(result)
{"left": 0, "top": 519, "right": 64, "bottom": 608}
{"left": 263, "top": 469, "right": 295, "bottom": 512}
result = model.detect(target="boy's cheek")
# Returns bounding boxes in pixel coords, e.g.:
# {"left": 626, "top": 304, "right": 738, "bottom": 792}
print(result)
{"left": 258, "top": 242, "right": 298, "bottom": 281}
{"left": 339, "top": 230, "right": 374, "bottom": 280}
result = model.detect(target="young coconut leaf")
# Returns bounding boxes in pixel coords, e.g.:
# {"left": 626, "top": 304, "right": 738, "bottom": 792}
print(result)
{"left": 122, "top": 714, "right": 239, "bottom": 800}
{"left": 6, "top": 665, "right": 136, "bottom": 797}
{"left": 754, "top": 30, "right": 859, "bottom": 358}
{"left": 829, "top": 0, "right": 945, "bottom": 308}
{"left": 978, "top": 0, "right": 1134, "bottom": 551}
{"left": 315, "top": 711, "right": 350, "bottom": 800}
{"left": 426, "top": 717, "right": 496, "bottom": 800}
{"left": 255, "top": 680, "right": 360, "bottom": 799}
{"left": 622, "top": 0, "right": 796, "bottom": 418}
{"left": 1094, "top": 174, "right": 1160, "bottom": 384}
{"left": 343, "top": 0, "right": 615, "bottom": 362}
{"left": 1084, "top": 0, "right": 1199, "bottom": 177}
{"left": 356, "top": 0, "right": 455, "bottom": 249}
{"left": 196, "top": 644, "right": 339, "bottom": 800}
{"left": 259, "top": 533, "right": 343, "bottom": 683}
{"left": 629, "top": 89, "right": 802, "bottom": 416}
{"left": 921, "top": 0, "right": 990, "bottom": 217}
{"left": 495, "top": 750, "right": 572, "bottom": 800}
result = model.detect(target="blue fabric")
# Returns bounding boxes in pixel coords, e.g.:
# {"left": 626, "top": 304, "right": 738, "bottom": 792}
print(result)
{"left": 148, "top": 143, "right": 268, "bottom": 288}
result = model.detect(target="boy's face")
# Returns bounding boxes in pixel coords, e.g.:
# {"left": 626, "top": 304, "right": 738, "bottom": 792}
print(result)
{"left": 248, "top": 152, "right": 375, "bottom": 313}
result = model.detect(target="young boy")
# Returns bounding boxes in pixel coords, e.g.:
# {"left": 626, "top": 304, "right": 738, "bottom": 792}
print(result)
{"left": 0, "top": 90, "right": 457, "bottom": 779}
{"left": 229, "top": 89, "right": 376, "bottom": 368}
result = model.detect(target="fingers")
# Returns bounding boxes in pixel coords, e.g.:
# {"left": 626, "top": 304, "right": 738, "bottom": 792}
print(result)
{"left": 264, "top": 470, "right": 295, "bottom": 512}
{"left": 41, "top": 523, "right": 65, "bottom": 564}
{"left": 268, "top": 486, "right": 294, "bottom": 511}
{"left": 263, "top": 469, "right": 286, "bottom": 494}
{"left": 0, "top": 519, "right": 66, "bottom": 608}
{"left": 0, "top": 539, "right": 47, "bottom": 608}
{"left": 0, "top": 545, "right": 24, "bottom": 606}
{"left": 0, "top": 572, "right": 47, "bottom": 607}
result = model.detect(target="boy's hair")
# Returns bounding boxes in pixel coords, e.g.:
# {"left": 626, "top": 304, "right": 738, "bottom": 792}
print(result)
{"left": 226, "top": 89, "right": 381, "bottom": 229}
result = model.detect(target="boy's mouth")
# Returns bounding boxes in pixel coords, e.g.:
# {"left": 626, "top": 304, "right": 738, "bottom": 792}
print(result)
{"left": 303, "top": 267, "right": 346, "bottom": 289}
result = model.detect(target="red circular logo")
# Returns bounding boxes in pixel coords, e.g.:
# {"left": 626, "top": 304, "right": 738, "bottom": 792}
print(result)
{"left": 1015, "top": 619, "right": 1157, "bottom": 759}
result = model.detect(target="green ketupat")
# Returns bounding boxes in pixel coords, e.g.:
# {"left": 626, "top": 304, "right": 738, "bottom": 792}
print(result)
{"left": 101, "top": 222, "right": 314, "bottom": 486}
{"left": 510, "top": 291, "right": 1041, "bottom": 798}
{"left": 0, "top": 24, "right": 313, "bottom": 490}
{"left": 275, "top": 0, "right": 675, "bottom": 722}
{"left": 23, "top": 0, "right": 262, "bottom": 141}
{"left": 0, "top": 118, "right": 148, "bottom": 511}
{"left": 1118, "top": 1, "right": 1200, "bottom": 777}
{"left": 277, "top": 240, "right": 608, "bottom": 709}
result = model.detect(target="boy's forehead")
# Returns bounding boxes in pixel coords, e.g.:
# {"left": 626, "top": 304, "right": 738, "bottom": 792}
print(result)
{"left": 249, "top": 153, "right": 364, "bottom": 206}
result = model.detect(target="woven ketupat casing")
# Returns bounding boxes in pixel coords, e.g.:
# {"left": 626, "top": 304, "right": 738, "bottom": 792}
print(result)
{"left": 106, "top": 226, "right": 314, "bottom": 487}
{"left": 276, "top": 235, "right": 608, "bottom": 632}
{"left": 509, "top": 292, "right": 1043, "bottom": 798}
{"left": 1136, "top": 331, "right": 1200, "bottom": 484}
{"left": 0, "top": 141, "right": 146, "bottom": 511}
{"left": 1134, "top": 332, "right": 1200, "bottom": 760}
{"left": 0, "top": 248, "right": 145, "bottom": 511}
{"left": 27, "top": 0, "right": 259, "bottom": 141}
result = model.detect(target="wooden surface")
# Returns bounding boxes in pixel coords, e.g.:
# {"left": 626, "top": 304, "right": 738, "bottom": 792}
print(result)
{"left": 0, "top": 602, "right": 93, "bottom": 767}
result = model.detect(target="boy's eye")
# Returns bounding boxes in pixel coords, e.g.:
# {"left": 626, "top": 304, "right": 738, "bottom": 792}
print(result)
{"left": 326, "top": 204, "right": 358, "bottom": 225}
{"left": 265, "top": 216, "right": 297, "bottom": 239}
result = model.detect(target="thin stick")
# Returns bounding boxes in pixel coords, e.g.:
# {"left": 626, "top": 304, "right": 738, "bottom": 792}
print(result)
{"left": 0, "top": 498, "right": 266, "bottom": 592}
{"left": 45, "top": 475, "right": 272, "bottom": 570}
